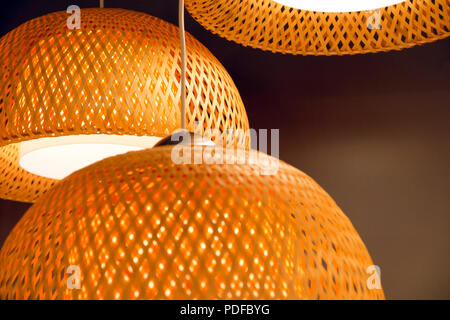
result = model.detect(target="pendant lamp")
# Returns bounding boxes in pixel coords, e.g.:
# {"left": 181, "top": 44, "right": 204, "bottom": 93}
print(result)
{"left": 185, "top": 0, "right": 450, "bottom": 55}
{"left": 0, "top": 1, "right": 386, "bottom": 301}
{"left": 0, "top": 145, "right": 385, "bottom": 299}
{"left": 0, "top": 8, "right": 249, "bottom": 203}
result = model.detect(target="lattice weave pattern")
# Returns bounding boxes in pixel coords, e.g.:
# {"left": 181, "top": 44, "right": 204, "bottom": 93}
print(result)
{"left": 0, "top": 8, "right": 249, "bottom": 203}
{"left": 0, "top": 146, "right": 384, "bottom": 299}
{"left": 185, "top": 0, "right": 450, "bottom": 55}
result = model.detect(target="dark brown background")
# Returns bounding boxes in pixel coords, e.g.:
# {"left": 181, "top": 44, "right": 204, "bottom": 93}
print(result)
{"left": 0, "top": 0, "right": 449, "bottom": 299}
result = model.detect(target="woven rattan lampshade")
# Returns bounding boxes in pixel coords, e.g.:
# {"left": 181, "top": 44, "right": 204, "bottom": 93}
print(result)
{"left": 0, "top": 8, "right": 249, "bottom": 202}
{"left": 185, "top": 0, "right": 450, "bottom": 55}
{"left": 0, "top": 146, "right": 384, "bottom": 299}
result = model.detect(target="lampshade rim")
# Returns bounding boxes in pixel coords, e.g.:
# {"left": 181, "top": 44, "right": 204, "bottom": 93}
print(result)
{"left": 185, "top": 0, "right": 450, "bottom": 55}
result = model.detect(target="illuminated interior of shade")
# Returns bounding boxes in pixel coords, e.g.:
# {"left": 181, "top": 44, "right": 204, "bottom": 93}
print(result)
{"left": 19, "top": 135, "right": 161, "bottom": 180}
{"left": 272, "top": 0, "right": 406, "bottom": 12}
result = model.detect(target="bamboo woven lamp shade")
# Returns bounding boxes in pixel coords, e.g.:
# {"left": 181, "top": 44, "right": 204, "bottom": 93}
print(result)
{"left": 185, "top": 0, "right": 450, "bottom": 55}
{"left": 0, "top": 146, "right": 385, "bottom": 300}
{"left": 0, "top": 8, "right": 249, "bottom": 203}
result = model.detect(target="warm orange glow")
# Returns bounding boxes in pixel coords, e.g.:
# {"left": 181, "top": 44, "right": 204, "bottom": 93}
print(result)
{"left": 0, "top": 146, "right": 385, "bottom": 300}
{"left": 0, "top": 8, "right": 249, "bottom": 203}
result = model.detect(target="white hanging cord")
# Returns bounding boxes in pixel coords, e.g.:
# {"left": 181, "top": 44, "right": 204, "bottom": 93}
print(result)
{"left": 100, "top": 0, "right": 104, "bottom": 8}
{"left": 179, "top": 0, "right": 187, "bottom": 130}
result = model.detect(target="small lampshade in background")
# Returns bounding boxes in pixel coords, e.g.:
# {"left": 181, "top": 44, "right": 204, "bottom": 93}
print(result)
{"left": 185, "top": 0, "right": 450, "bottom": 55}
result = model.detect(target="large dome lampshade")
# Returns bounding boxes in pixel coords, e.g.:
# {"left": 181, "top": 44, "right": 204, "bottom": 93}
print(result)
{"left": 0, "top": 146, "right": 385, "bottom": 299}
{"left": 185, "top": 0, "right": 450, "bottom": 55}
{"left": 0, "top": 8, "right": 249, "bottom": 203}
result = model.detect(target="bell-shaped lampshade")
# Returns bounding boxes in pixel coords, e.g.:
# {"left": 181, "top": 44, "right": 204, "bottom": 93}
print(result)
{"left": 185, "top": 0, "right": 450, "bottom": 55}
{"left": 0, "top": 8, "right": 249, "bottom": 202}
{"left": 0, "top": 146, "right": 384, "bottom": 299}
